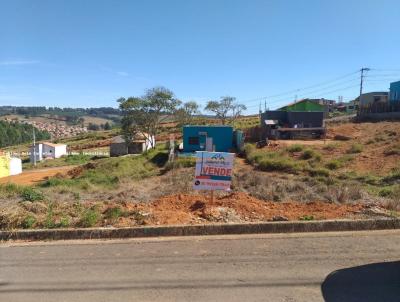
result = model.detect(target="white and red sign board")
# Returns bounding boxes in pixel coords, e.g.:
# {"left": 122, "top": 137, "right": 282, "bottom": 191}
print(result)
{"left": 193, "top": 151, "right": 234, "bottom": 191}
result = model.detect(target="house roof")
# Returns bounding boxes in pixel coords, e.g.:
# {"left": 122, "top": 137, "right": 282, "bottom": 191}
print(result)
{"left": 183, "top": 125, "right": 233, "bottom": 128}
{"left": 111, "top": 134, "right": 150, "bottom": 144}
{"left": 42, "top": 142, "right": 67, "bottom": 148}
{"left": 278, "top": 99, "right": 325, "bottom": 111}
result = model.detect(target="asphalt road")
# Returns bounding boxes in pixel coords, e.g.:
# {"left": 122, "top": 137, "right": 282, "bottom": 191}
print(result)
{"left": 1, "top": 230, "right": 399, "bottom": 302}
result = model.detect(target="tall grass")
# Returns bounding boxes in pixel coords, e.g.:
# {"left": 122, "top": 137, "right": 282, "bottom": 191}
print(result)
{"left": 245, "top": 144, "right": 303, "bottom": 174}
{"left": 41, "top": 147, "right": 169, "bottom": 190}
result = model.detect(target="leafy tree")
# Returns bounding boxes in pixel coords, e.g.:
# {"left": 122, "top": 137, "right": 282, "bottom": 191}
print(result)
{"left": 88, "top": 123, "right": 100, "bottom": 131}
{"left": 103, "top": 122, "right": 112, "bottom": 130}
{"left": 205, "top": 96, "right": 247, "bottom": 125}
{"left": 175, "top": 101, "right": 200, "bottom": 127}
{"left": 118, "top": 87, "right": 181, "bottom": 148}
{"left": 0, "top": 121, "right": 50, "bottom": 148}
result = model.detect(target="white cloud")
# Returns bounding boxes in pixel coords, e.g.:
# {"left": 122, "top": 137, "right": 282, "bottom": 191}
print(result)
{"left": 116, "top": 71, "right": 129, "bottom": 77}
{"left": 0, "top": 60, "right": 40, "bottom": 66}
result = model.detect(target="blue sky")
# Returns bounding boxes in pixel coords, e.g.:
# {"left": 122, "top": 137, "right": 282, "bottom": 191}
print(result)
{"left": 1, "top": 0, "right": 400, "bottom": 113}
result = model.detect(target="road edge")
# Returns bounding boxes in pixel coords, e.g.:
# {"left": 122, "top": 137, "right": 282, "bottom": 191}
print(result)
{"left": 1, "top": 218, "right": 400, "bottom": 241}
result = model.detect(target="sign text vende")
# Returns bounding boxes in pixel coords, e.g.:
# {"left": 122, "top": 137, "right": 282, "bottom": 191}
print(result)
{"left": 193, "top": 151, "right": 234, "bottom": 191}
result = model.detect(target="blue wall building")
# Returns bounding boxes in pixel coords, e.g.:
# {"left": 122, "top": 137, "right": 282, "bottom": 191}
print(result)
{"left": 390, "top": 81, "right": 400, "bottom": 102}
{"left": 183, "top": 125, "right": 242, "bottom": 153}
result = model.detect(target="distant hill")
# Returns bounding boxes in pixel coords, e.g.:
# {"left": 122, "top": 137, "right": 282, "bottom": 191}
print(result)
{"left": 0, "top": 106, "right": 122, "bottom": 124}
{"left": 0, "top": 121, "right": 51, "bottom": 148}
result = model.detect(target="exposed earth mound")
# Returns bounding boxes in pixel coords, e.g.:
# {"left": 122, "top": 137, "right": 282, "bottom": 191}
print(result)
{"left": 110, "top": 192, "right": 372, "bottom": 226}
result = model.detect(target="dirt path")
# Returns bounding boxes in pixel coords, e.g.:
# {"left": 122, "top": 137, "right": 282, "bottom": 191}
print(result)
{"left": 0, "top": 166, "right": 76, "bottom": 185}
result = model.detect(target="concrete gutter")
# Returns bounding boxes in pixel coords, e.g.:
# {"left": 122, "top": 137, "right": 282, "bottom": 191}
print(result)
{"left": 1, "top": 218, "right": 399, "bottom": 241}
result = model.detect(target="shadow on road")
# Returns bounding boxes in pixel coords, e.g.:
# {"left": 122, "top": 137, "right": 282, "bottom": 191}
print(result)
{"left": 321, "top": 261, "right": 400, "bottom": 302}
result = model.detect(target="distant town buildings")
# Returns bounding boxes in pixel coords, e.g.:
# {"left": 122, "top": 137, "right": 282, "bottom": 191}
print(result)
{"left": 356, "top": 92, "right": 389, "bottom": 108}
{"left": 2, "top": 118, "right": 88, "bottom": 138}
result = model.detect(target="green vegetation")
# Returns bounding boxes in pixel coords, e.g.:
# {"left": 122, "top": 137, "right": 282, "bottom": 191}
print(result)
{"left": 300, "top": 149, "right": 321, "bottom": 161}
{"left": 80, "top": 208, "right": 100, "bottom": 227}
{"left": 0, "top": 183, "right": 22, "bottom": 198}
{"left": 0, "top": 120, "right": 50, "bottom": 148}
{"left": 165, "top": 156, "right": 196, "bottom": 170}
{"left": 21, "top": 187, "right": 44, "bottom": 201}
{"left": 0, "top": 106, "right": 122, "bottom": 123}
{"left": 233, "top": 117, "right": 259, "bottom": 130}
{"left": 258, "top": 157, "right": 301, "bottom": 174}
{"left": 22, "top": 215, "right": 36, "bottom": 229}
{"left": 286, "top": 144, "right": 304, "bottom": 153}
{"left": 306, "top": 167, "right": 330, "bottom": 177}
{"left": 23, "top": 154, "right": 93, "bottom": 170}
{"left": 299, "top": 215, "right": 314, "bottom": 221}
{"left": 347, "top": 143, "right": 363, "bottom": 154}
{"left": 104, "top": 207, "right": 124, "bottom": 221}
{"left": 0, "top": 184, "right": 44, "bottom": 201}
{"left": 324, "top": 156, "right": 352, "bottom": 170}
{"left": 245, "top": 144, "right": 303, "bottom": 174}
{"left": 322, "top": 143, "right": 338, "bottom": 151}
{"left": 41, "top": 146, "right": 168, "bottom": 190}
{"left": 205, "top": 96, "right": 246, "bottom": 125}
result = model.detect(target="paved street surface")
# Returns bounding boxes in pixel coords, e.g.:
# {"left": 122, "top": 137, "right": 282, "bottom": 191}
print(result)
{"left": 1, "top": 230, "right": 399, "bottom": 302}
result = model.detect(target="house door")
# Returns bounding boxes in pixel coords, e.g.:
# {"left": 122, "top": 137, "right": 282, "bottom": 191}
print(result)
{"left": 206, "top": 137, "right": 213, "bottom": 152}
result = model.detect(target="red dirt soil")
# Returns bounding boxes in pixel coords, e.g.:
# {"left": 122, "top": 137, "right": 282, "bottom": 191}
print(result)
{"left": 0, "top": 166, "right": 75, "bottom": 185}
{"left": 69, "top": 139, "right": 112, "bottom": 151}
{"left": 117, "top": 192, "right": 366, "bottom": 226}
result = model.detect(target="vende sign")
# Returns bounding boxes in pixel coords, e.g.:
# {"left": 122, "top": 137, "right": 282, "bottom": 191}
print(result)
{"left": 193, "top": 151, "right": 234, "bottom": 191}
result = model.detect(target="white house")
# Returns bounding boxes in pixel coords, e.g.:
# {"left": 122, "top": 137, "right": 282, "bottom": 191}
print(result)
{"left": 30, "top": 142, "right": 68, "bottom": 163}
{"left": 9, "top": 157, "right": 22, "bottom": 176}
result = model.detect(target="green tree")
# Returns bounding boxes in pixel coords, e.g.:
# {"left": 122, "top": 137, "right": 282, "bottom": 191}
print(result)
{"left": 103, "top": 122, "right": 112, "bottom": 130}
{"left": 88, "top": 123, "right": 100, "bottom": 131}
{"left": 0, "top": 121, "right": 50, "bottom": 148}
{"left": 205, "top": 96, "right": 246, "bottom": 125}
{"left": 118, "top": 87, "right": 181, "bottom": 148}
{"left": 175, "top": 101, "right": 200, "bottom": 127}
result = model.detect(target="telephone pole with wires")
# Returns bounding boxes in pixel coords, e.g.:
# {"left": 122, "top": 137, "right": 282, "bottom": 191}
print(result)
{"left": 358, "top": 67, "right": 370, "bottom": 114}
{"left": 32, "top": 127, "right": 36, "bottom": 166}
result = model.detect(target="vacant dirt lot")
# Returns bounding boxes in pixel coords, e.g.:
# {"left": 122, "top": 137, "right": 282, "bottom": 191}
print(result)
{"left": 0, "top": 166, "right": 76, "bottom": 185}
{"left": 121, "top": 192, "right": 368, "bottom": 226}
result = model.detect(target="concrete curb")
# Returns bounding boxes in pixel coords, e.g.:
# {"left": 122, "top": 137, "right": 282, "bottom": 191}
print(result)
{"left": 1, "top": 218, "right": 400, "bottom": 241}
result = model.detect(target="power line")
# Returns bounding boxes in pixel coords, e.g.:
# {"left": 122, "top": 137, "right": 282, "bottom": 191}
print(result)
{"left": 240, "top": 69, "right": 360, "bottom": 105}
{"left": 369, "top": 68, "right": 400, "bottom": 72}
{"left": 244, "top": 81, "right": 361, "bottom": 109}
{"left": 242, "top": 68, "right": 398, "bottom": 113}
{"left": 365, "top": 74, "right": 400, "bottom": 78}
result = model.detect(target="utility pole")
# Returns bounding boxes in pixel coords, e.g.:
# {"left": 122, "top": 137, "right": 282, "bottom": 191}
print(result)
{"left": 358, "top": 67, "right": 370, "bottom": 114}
{"left": 32, "top": 127, "right": 36, "bottom": 166}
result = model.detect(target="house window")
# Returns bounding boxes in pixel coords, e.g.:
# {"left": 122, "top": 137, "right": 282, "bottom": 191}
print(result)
{"left": 188, "top": 137, "right": 199, "bottom": 145}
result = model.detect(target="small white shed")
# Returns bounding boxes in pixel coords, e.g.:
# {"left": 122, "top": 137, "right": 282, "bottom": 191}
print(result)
{"left": 42, "top": 142, "right": 67, "bottom": 159}
{"left": 30, "top": 142, "right": 68, "bottom": 163}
